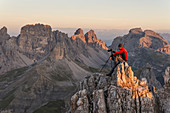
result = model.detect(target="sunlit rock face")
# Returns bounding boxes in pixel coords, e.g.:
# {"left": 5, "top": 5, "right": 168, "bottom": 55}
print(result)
{"left": 71, "top": 28, "right": 108, "bottom": 50}
{"left": 71, "top": 28, "right": 86, "bottom": 43}
{"left": 85, "top": 30, "right": 108, "bottom": 50}
{"left": 70, "top": 62, "right": 163, "bottom": 113}
{"left": 110, "top": 28, "right": 170, "bottom": 54}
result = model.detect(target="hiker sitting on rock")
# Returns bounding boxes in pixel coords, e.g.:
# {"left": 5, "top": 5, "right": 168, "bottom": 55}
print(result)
{"left": 106, "top": 43, "right": 128, "bottom": 76}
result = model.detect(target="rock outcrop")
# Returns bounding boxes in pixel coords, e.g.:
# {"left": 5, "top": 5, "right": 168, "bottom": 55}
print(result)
{"left": 70, "top": 62, "right": 164, "bottom": 113}
{"left": 110, "top": 28, "right": 170, "bottom": 54}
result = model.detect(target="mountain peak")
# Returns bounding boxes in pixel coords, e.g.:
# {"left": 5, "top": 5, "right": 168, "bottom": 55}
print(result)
{"left": 85, "top": 29, "right": 98, "bottom": 43}
{"left": 0, "top": 26, "right": 7, "bottom": 35}
{"left": 74, "top": 28, "right": 84, "bottom": 35}
{"left": 71, "top": 28, "right": 107, "bottom": 49}
{"left": 71, "top": 28, "right": 86, "bottom": 43}
{"left": 20, "top": 24, "right": 52, "bottom": 36}
{"left": 129, "top": 27, "right": 143, "bottom": 34}
{"left": 85, "top": 30, "right": 108, "bottom": 49}
{"left": 0, "top": 26, "right": 10, "bottom": 41}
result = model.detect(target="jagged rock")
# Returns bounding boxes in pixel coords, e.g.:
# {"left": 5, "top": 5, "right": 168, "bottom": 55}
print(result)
{"left": 71, "top": 62, "right": 158, "bottom": 113}
{"left": 110, "top": 28, "right": 170, "bottom": 54}
{"left": 71, "top": 89, "right": 89, "bottom": 113}
{"left": 164, "top": 67, "right": 170, "bottom": 89}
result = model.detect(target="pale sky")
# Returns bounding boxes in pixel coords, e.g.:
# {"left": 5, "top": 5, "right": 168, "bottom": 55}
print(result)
{"left": 0, "top": 0, "right": 170, "bottom": 35}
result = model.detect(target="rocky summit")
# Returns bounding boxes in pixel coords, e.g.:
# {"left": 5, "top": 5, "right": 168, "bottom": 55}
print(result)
{"left": 71, "top": 62, "right": 170, "bottom": 113}
{"left": 110, "top": 28, "right": 170, "bottom": 54}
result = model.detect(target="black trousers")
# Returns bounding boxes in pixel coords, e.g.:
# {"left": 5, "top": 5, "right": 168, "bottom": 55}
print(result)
{"left": 108, "top": 55, "right": 124, "bottom": 75}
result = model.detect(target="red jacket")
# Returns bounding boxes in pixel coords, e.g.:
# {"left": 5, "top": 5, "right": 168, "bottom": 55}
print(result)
{"left": 113, "top": 47, "right": 128, "bottom": 61}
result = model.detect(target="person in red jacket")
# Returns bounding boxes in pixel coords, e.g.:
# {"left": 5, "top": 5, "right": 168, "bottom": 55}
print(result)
{"left": 106, "top": 43, "right": 128, "bottom": 76}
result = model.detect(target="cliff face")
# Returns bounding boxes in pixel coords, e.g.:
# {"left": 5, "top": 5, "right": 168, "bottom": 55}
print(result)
{"left": 71, "top": 62, "right": 170, "bottom": 113}
{"left": 18, "top": 24, "right": 55, "bottom": 61}
{"left": 0, "top": 27, "right": 33, "bottom": 73}
{"left": 110, "top": 28, "right": 170, "bottom": 54}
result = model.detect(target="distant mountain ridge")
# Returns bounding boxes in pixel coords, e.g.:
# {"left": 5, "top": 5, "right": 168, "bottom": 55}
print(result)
{"left": 110, "top": 28, "right": 170, "bottom": 54}
{"left": 160, "top": 33, "right": 170, "bottom": 44}
{"left": 0, "top": 24, "right": 108, "bottom": 74}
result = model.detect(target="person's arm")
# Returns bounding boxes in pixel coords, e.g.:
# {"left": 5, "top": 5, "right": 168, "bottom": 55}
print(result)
{"left": 113, "top": 49, "right": 123, "bottom": 56}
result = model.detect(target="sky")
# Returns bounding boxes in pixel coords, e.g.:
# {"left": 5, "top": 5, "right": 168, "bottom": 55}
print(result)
{"left": 0, "top": 0, "right": 170, "bottom": 36}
